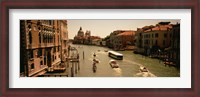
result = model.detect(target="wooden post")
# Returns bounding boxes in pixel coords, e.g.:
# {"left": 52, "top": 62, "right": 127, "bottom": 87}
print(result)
{"left": 78, "top": 61, "right": 80, "bottom": 70}
{"left": 75, "top": 62, "right": 77, "bottom": 74}
{"left": 83, "top": 51, "right": 84, "bottom": 59}
{"left": 71, "top": 67, "right": 74, "bottom": 77}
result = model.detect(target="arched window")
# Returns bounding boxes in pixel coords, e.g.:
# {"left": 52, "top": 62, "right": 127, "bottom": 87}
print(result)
{"left": 48, "top": 35, "right": 50, "bottom": 43}
{"left": 43, "top": 34, "right": 45, "bottom": 43}
{"left": 53, "top": 35, "right": 55, "bottom": 43}
{"left": 51, "top": 35, "right": 53, "bottom": 43}
{"left": 39, "top": 33, "right": 41, "bottom": 43}
{"left": 28, "top": 31, "right": 32, "bottom": 44}
{"left": 58, "top": 36, "right": 59, "bottom": 44}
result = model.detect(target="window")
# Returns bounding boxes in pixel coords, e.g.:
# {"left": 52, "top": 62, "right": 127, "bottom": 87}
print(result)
{"left": 164, "top": 33, "right": 167, "bottom": 38}
{"left": 28, "top": 31, "right": 32, "bottom": 44}
{"left": 28, "top": 24, "right": 31, "bottom": 29}
{"left": 44, "top": 57, "right": 46, "bottom": 65}
{"left": 155, "top": 40, "right": 158, "bottom": 45}
{"left": 49, "top": 20, "right": 51, "bottom": 25}
{"left": 52, "top": 55, "right": 54, "bottom": 61}
{"left": 58, "top": 36, "right": 59, "bottom": 44}
{"left": 37, "top": 49, "right": 42, "bottom": 57}
{"left": 43, "top": 34, "right": 45, "bottom": 43}
{"left": 163, "top": 40, "right": 165, "bottom": 46}
{"left": 139, "top": 33, "right": 142, "bottom": 36}
{"left": 155, "top": 33, "right": 158, "bottom": 38}
{"left": 51, "top": 35, "right": 53, "bottom": 43}
{"left": 58, "top": 47, "right": 60, "bottom": 51}
{"left": 152, "top": 34, "right": 154, "bottom": 38}
{"left": 31, "top": 63, "right": 34, "bottom": 69}
{"left": 145, "top": 40, "right": 148, "bottom": 44}
{"left": 54, "top": 35, "right": 55, "bottom": 43}
{"left": 38, "top": 27, "right": 41, "bottom": 31}
{"left": 48, "top": 35, "right": 50, "bottom": 43}
{"left": 53, "top": 47, "right": 56, "bottom": 53}
{"left": 39, "top": 33, "right": 41, "bottom": 43}
{"left": 28, "top": 50, "right": 34, "bottom": 59}
{"left": 40, "top": 61, "right": 43, "bottom": 65}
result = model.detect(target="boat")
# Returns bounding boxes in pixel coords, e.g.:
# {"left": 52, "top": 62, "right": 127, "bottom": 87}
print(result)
{"left": 104, "top": 50, "right": 108, "bottom": 52}
{"left": 93, "top": 58, "right": 100, "bottom": 63}
{"left": 46, "top": 65, "right": 66, "bottom": 73}
{"left": 139, "top": 66, "right": 148, "bottom": 72}
{"left": 108, "top": 51, "right": 123, "bottom": 60}
{"left": 109, "top": 60, "right": 119, "bottom": 68}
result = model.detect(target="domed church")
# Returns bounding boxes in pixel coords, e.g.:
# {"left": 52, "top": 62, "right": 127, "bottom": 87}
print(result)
{"left": 77, "top": 27, "right": 84, "bottom": 37}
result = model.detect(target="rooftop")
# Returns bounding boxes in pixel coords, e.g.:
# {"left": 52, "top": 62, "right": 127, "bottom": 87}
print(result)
{"left": 117, "top": 31, "right": 135, "bottom": 36}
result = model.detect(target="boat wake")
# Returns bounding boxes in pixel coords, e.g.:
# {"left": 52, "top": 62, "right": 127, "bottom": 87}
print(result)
{"left": 134, "top": 72, "right": 156, "bottom": 77}
{"left": 123, "top": 59, "right": 157, "bottom": 77}
{"left": 113, "top": 68, "right": 122, "bottom": 76}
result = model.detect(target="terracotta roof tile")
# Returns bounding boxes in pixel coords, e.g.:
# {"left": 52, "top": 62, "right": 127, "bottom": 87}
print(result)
{"left": 144, "top": 25, "right": 172, "bottom": 32}
{"left": 117, "top": 31, "right": 135, "bottom": 36}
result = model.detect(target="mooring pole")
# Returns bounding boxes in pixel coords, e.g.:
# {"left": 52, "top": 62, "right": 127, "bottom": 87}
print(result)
{"left": 75, "top": 62, "right": 77, "bottom": 74}
{"left": 78, "top": 61, "right": 80, "bottom": 70}
{"left": 83, "top": 51, "right": 84, "bottom": 59}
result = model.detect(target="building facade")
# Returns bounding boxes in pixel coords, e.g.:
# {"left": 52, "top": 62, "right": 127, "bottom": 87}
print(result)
{"left": 167, "top": 23, "right": 180, "bottom": 68}
{"left": 108, "top": 30, "right": 135, "bottom": 50}
{"left": 60, "top": 20, "right": 68, "bottom": 63}
{"left": 20, "top": 20, "right": 68, "bottom": 77}
{"left": 115, "top": 31, "right": 136, "bottom": 50}
{"left": 135, "top": 22, "right": 173, "bottom": 55}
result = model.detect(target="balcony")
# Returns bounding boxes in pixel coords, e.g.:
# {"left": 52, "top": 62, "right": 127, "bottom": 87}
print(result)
{"left": 43, "top": 43, "right": 54, "bottom": 47}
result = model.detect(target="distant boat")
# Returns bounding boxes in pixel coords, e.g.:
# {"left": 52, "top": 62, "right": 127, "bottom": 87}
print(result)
{"left": 108, "top": 51, "right": 123, "bottom": 60}
{"left": 139, "top": 66, "right": 148, "bottom": 72}
{"left": 93, "top": 58, "right": 100, "bottom": 63}
{"left": 104, "top": 50, "right": 108, "bottom": 52}
{"left": 109, "top": 60, "right": 119, "bottom": 68}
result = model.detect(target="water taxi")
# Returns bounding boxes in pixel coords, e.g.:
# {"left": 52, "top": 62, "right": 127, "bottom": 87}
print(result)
{"left": 108, "top": 51, "right": 123, "bottom": 60}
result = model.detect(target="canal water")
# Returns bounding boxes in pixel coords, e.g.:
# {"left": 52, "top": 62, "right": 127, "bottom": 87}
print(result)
{"left": 69, "top": 44, "right": 180, "bottom": 77}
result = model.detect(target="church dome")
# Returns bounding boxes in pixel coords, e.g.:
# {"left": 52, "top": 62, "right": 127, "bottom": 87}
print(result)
{"left": 77, "top": 27, "right": 84, "bottom": 37}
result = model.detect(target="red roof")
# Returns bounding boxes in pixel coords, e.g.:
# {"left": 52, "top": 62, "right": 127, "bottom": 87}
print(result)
{"left": 144, "top": 25, "right": 172, "bottom": 32}
{"left": 117, "top": 31, "right": 135, "bottom": 36}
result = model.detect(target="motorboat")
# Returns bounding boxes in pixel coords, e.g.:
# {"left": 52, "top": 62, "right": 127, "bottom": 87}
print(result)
{"left": 109, "top": 60, "right": 119, "bottom": 68}
{"left": 139, "top": 66, "right": 148, "bottom": 72}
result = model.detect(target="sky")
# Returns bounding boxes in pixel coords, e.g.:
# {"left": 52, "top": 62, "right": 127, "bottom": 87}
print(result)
{"left": 67, "top": 19, "right": 180, "bottom": 39}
